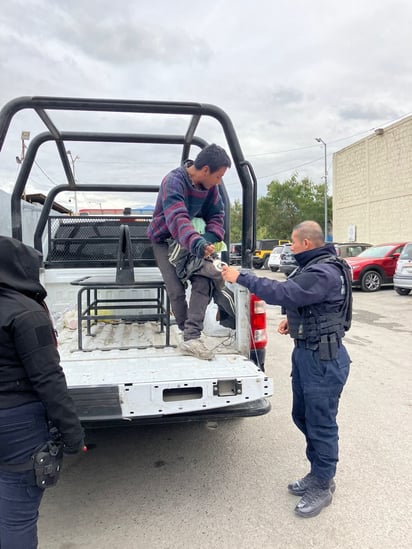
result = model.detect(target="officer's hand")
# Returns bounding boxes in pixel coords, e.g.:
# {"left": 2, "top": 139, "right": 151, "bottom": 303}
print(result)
{"left": 221, "top": 265, "right": 240, "bottom": 283}
{"left": 63, "top": 439, "right": 86, "bottom": 455}
{"left": 277, "top": 319, "right": 289, "bottom": 335}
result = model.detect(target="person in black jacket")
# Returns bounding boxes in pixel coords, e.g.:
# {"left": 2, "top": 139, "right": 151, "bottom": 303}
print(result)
{"left": 0, "top": 236, "right": 84, "bottom": 548}
{"left": 222, "top": 221, "right": 352, "bottom": 518}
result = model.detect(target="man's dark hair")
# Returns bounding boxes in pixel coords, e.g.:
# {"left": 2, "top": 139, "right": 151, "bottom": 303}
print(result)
{"left": 194, "top": 143, "right": 231, "bottom": 173}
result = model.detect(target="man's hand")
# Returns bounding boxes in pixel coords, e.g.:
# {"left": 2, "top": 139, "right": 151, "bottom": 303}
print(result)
{"left": 277, "top": 319, "right": 289, "bottom": 335}
{"left": 221, "top": 265, "right": 240, "bottom": 283}
{"left": 203, "top": 244, "right": 215, "bottom": 258}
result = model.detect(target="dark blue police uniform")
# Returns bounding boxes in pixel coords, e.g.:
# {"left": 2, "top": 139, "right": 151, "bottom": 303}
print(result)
{"left": 235, "top": 243, "right": 352, "bottom": 482}
{"left": 0, "top": 237, "right": 84, "bottom": 548}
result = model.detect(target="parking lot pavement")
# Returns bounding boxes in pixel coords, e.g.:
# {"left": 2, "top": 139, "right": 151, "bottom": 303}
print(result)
{"left": 38, "top": 270, "right": 411, "bottom": 549}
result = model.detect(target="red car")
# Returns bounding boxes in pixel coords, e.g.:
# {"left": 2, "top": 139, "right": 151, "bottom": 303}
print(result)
{"left": 345, "top": 242, "right": 407, "bottom": 292}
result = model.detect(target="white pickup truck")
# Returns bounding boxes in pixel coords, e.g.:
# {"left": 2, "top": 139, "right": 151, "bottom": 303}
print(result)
{"left": 0, "top": 96, "right": 273, "bottom": 427}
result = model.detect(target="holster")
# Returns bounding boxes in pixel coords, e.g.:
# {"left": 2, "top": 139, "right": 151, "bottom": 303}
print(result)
{"left": 33, "top": 440, "right": 64, "bottom": 488}
{"left": 0, "top": 440, "right": 64, "bottom": 489}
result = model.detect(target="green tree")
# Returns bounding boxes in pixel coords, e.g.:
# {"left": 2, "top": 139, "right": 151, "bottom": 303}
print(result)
{"left": 229, "top": 198, "right": 242, "bottom": 243}
{"left": 257, "top": 173, "right": 330, "bottom": 238}
{"left": 229, "top": 174, "right": 331, "bottom": 243}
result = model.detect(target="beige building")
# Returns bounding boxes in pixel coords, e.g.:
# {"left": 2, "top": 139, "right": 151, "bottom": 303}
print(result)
{"left": 332, "top": 116, "right": 412, "bottom": 244}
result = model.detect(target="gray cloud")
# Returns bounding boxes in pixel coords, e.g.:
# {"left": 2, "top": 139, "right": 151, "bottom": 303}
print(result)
{"left": 339, "top": 104, "right": 401, "bottom": 122}
{"left": 1, "top": 0, "right": 412, "bottom": 204}
{"left": 272, "top": 87, "right": 304, "bottom": 105}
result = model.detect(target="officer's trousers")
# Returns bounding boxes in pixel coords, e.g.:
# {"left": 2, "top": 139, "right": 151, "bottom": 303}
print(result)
{"left": 0, "top": 401, "right": 49, "bottom": 549}
{"left": 291, "top": 342, "right": 351, "bottom": 481}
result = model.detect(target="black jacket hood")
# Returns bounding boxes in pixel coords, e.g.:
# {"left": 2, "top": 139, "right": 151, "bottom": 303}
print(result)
{"left": 0, "top": 236, "right": 47, "bottom": 302}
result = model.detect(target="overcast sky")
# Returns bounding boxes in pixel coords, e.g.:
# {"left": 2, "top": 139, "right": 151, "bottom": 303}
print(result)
{"left": 1, "top": 0, "right": 411, "bottom": 211}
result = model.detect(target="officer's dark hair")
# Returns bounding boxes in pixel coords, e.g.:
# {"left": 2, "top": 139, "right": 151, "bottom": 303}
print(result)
{"left": 194, "top": 144, "right": 232, "bottom": 173}
{"left": 294, "top": 220, "right": 324, "bottom": 247}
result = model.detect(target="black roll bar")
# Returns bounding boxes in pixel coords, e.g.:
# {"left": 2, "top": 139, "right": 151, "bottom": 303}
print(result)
{"left": 0, "top": 96, "right": 256, "bottom": 267}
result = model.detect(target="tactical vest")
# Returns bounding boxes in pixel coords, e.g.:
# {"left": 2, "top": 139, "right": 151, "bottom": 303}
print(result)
{"left": 287, "top": 254, "right": 352, "bottom": 357}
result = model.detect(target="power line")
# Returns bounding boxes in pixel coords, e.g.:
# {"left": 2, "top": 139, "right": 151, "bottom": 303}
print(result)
{"left": 33, "top": 160, "right": 58, "bottom": 186}
{"left": 256, "top": 155, "right": 325, "bottom": 180}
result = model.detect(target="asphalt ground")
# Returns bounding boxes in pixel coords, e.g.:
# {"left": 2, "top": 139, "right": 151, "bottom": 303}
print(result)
{"left": 38, "top": 270, "right": 411, "bottom": 549}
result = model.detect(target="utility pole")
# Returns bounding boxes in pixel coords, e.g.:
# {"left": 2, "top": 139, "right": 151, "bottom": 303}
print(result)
{"left": 315, "top": 137, "right": 328, "bottom": 240}
{"left": 66, "top": 150, "right": 79, "bottom": 214}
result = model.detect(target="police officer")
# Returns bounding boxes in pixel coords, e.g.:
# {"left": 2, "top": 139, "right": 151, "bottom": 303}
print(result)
{"left": 0, "top": 236, "right": 84, "bottom": 548}
{"left": 222, "top": 221, "right": 352, "bottom": 518}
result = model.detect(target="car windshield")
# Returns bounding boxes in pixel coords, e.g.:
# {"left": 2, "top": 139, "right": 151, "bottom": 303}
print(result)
{"left": 357, "top": 245, "right": 394, "bottom": 258}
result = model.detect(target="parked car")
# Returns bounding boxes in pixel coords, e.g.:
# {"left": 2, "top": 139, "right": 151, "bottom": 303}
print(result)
{"left": 279, "top": 244, "right": 297, "bottom": 276}
{"left": 229, "top": 242, "right": 242, "bottom": 265}
{"left": 345, "top": 242, "right": 407, "bottom": 292}
{"left": 334, "top": 242, "right": 372, "bottom": 258}
{"left": 268, "top": 245, "right": 283, "bottom": 272}
{"left": 253, "top": 238, "right": 290, "bottom": 269}
{"left": 393, "top": 242, "right": 412, "bottom": 295}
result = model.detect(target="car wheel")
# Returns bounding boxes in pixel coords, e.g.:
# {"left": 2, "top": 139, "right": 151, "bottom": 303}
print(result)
{"left": 395, "top": 287, "right": 411, "bottom": 295}
{"left": 255, "top": 263, "right": 262, "bottom": 270}
{"left": 263, "top": 257, "right": 270, "bottom": 270}
{"left": 360, "top": 270, "right": 382, "bottom": 292}
{"left": 270, "top": 266, "right": 278, "bottom": 272}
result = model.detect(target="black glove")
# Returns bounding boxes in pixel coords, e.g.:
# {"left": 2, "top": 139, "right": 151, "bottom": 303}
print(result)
{"left": 63, "top": 438, "right": 85, "bottom": 455}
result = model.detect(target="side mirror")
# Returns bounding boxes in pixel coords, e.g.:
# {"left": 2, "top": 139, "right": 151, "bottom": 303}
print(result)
{"left": 392, "top": 252, "right": 400, "bottom": 259}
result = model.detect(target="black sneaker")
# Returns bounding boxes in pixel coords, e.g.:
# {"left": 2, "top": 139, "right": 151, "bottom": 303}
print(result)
{"left": 294, "top": 484, "right": 333, "bottom": 518}
{"left": 288, "top": 473, "right": 336, "bottom": 496}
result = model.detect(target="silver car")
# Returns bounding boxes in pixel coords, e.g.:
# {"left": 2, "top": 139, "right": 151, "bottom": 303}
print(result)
{"left": 393, "top": 242, "right": 412, "bottom": 295}
{"left": 268, "top": 246, "right": 283, "bottom": 272}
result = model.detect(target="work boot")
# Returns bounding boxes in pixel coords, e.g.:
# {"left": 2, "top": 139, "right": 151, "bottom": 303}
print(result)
{"left": 179, "top": 338, "right": 215, "bottom": 360}
{"left": 288, "top": 473, "right": 336, "bottom": 496}
{"left": 294, "top": 479, "right": 333, "bottom": 518}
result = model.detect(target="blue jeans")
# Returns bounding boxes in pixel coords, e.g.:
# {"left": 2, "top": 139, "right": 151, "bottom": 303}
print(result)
{"left": 0, "top": 401, "right": 49, "bottom": 549}
{"left": 291, "top": 343, "right": 351, "bottom": 481}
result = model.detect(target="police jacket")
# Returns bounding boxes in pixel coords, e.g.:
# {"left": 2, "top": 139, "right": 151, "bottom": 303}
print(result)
{"left": 236, "top": 243, "right": 352, "bottom": 345}
{"left": 0, "top": 237, "right": 83, "bottom": 449}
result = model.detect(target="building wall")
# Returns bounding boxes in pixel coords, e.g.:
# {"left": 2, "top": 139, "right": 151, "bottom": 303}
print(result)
{"left": 0, "top": 189, "right": 55, "bottom": 248}
{"left": 333, "top": 116, "right": 412, "bottom": 244}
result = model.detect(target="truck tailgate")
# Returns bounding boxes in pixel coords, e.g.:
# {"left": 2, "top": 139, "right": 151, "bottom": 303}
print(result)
{"left": 61, "top": 349, "right": 272, "bottom": 421}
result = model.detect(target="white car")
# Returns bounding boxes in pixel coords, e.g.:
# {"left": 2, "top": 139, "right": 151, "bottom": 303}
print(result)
{"left": 393, "top": 242, "right": 412, "bottom": 295}
{"left": 268, "top": 246, "right": 283, "bottom": 272}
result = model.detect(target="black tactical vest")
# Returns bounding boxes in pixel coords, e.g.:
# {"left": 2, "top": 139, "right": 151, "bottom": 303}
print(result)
{"left": 287, "top": 254, "right": 352, "bottom": 348}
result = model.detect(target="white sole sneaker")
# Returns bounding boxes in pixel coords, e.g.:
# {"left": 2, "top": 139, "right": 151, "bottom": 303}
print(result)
{"left": 179, "top": 338, "right": 215, "bottom": 360}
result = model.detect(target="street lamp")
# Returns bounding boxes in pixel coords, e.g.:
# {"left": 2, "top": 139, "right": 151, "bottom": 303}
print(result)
{"left": 66, "top": 150, "right": 79, "bottom": 214}
{"left": 16, "top": 131, "right": 31, "bottom": 164}
{"left": 315, "top": 137, "right": 328, "bottom": 240}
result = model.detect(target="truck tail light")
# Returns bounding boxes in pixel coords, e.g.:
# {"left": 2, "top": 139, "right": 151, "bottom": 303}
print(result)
{"left": 250, "top": 293, "right": 267, "bottom": 350}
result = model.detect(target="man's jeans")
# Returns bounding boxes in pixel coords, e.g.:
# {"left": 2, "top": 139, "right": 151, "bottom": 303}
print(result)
{"left": 152, "top": 240, "right": 212, "bottom": 340}
{"left": 0, "top": 401, "right": 49, "bottom": 549}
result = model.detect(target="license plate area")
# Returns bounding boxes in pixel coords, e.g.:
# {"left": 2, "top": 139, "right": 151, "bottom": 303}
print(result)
{"left": 213, "top": 379, "right": 242, "bottom": 397}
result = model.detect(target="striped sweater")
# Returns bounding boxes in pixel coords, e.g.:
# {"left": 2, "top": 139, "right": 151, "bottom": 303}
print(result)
{"left": 147, "top": 166, "right": 224, "bottom": 257}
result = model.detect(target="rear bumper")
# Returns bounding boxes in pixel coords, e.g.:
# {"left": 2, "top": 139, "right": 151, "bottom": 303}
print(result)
{"left": 80, "top": 398, "right": 272, "bottom": 428}
{"left": 394, "top": 275, "right": 412, "bottom": 289}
